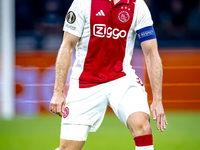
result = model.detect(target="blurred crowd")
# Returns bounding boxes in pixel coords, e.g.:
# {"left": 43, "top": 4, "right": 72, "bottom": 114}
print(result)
{"left": 148, "top": 0, "right": 200, "bottom": 41}
{"left": 15, "top": 0, "right": 200, "bottom": 50}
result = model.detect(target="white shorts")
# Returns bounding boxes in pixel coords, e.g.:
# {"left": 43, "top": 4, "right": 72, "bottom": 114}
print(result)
{"left": 60, "top": 72, "right": 150, "bottom": 141}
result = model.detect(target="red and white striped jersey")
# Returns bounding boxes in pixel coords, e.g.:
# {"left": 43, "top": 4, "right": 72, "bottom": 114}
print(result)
{"left": 63, "top": 0, "right": 153, "bottom": 88}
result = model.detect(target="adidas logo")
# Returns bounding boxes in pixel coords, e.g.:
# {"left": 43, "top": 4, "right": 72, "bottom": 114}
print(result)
{"left": 96, "top": 10, "right": 105, "bottom": 16}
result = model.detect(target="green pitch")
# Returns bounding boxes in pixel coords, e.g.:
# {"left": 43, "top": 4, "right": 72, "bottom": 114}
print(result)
{"left": 0, "top": 112, "right": 200, "bottom": 150}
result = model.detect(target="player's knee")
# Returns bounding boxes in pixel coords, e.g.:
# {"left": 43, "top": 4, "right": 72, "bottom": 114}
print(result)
{"left": 139, "top": 121, "right": 151, "bottom": 133}
{"left": 127, "top": 112, "right": 152, "bottom": 137}
{"left": 133, "top": 120, "right": 152, "bottom": 137}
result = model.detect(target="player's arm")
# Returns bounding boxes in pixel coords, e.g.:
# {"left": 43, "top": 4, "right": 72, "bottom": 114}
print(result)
{"left": 140, "top": 38, "right": 168, "bottom": 132}
{"left": 134, "top": 0, "right": 167, "bottom": 131}
{"left": 49, "top": 32, "right": 79, "bottom": 116}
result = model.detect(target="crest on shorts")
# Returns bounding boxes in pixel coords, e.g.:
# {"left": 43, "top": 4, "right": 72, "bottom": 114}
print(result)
{"left": 66, "top": 11, "right": 76, "bottom": 24}
{"left": 63, "top": 107, "right": 69, "bottom": 118}
{"left": 118, "top": 11, "right": 130, "bottom": 23}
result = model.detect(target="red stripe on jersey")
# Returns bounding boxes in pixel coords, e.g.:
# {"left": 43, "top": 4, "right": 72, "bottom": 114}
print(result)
{"left": 79, "top": 0, "right": 136, "bottom": 88}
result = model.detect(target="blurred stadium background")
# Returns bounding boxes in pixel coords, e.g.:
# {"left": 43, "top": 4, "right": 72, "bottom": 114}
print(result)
{"left": 0, "top": 0, "right": 200, "bottom": 149}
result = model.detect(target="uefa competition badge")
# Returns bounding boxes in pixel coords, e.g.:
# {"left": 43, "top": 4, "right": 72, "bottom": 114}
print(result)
{"left": 118, "top": 11, "right": 130, "bottom": 23}
{"left": 66, "top": 11, "right": 76, "bottom": 24}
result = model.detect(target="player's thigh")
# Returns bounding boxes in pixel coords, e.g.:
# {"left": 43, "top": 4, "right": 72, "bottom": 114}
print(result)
{"left": 61, "top": 83, "right": 108, "bottom": 143}
{"left": 109, "top": 76, "right": 150, "bottom": 126}
{"left": 60, "top": 139, "right": 85, "bottom": 150}
{"left": 60, "top": 124, "right": 91, "bottom": 142}
{"left": 62, "top": 82, "right": 108, "bottom": 131}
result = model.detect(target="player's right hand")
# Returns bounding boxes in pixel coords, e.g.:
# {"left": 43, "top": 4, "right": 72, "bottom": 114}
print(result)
{"left": 49, "top": 93, "right": 66, "bottom": 117}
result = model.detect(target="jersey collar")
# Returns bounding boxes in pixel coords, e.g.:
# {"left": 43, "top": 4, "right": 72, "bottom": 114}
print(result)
{"left": 101, "top": 0, "right": 130, "bottom": 4}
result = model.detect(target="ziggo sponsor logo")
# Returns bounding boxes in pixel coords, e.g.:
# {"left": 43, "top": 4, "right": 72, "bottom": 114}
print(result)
{"left": 93, "top": 24, "right": 127, "bottom": 39}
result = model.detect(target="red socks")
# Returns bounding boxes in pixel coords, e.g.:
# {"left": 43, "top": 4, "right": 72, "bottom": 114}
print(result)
{"left": 134, "top": 134, "right": 153, "bottom": 147}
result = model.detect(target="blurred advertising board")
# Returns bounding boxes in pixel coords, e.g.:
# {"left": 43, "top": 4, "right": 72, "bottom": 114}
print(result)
{"left": 14, "top": 49, "right": 200, "bottom": 116}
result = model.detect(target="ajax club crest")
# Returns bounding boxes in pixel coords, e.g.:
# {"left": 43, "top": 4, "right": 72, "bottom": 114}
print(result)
{"left": 63, "top": 107, "right": 69, "bottom": 118}
{"left": 118, "top": 11, "right": 130, "bottom": 23}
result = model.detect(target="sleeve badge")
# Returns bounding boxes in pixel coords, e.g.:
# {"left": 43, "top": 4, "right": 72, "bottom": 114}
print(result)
{"left": 66, "top": 11, "right": 76, "bottom": 24}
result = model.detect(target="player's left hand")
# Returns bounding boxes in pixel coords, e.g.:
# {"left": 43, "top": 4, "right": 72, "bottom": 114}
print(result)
{"left": 150, "top": 100, "right": 168, "bottom": 132}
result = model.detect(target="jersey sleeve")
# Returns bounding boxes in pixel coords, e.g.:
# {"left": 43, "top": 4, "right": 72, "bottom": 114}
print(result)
{"left": 63, "top": 0, "right": 85, "bottom": 37}
{"left": 134, "top": 0, "right": 153, "bottom": 31}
